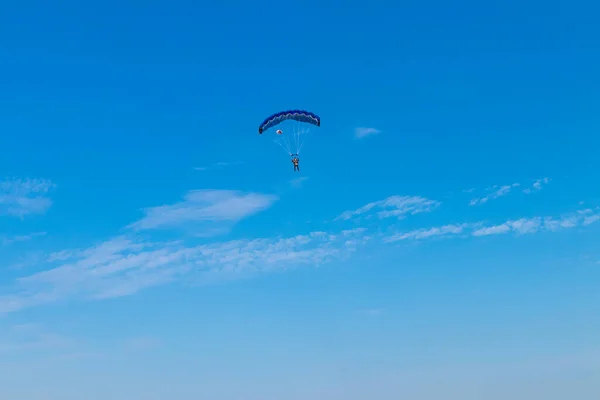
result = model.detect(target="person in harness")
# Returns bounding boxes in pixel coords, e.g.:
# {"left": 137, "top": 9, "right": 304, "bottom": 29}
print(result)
{"left": 291, "top": 154, "right": 300, "bottom": 172}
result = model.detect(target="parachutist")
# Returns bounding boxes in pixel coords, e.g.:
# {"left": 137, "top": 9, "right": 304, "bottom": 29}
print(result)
{"left": 257, "top": 110, "right": 320, "bottom": 171}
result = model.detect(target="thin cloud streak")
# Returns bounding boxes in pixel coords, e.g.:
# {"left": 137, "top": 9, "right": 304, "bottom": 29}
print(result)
{"left": 2, "top": 177, "right": 598, "bottom": 318}
{"left": 385, "top": 208, "right": 600, "bottom": 242}
{"left": 384, "top": 223, "right": 473, "bottom": 242}
{"left": 523, "top": 177, "right": 551, "bottom": 194}
{"left": 0, "top": 178, "right": 55, "bottom": 217}
{"left": 469, "top": 183, "right": 520, "bottom": 206}
{"left": 0, "top": 229, "right": 369, "bottom": 314}
{"left": 2, "top": 232, "right": 46, "bottom": 246}
{"left": 336, "top": 195, "right": 440, "bottom": 221}
{"left": 354, "top": 127, "right": 381, "bottom": 139}
{"left": 468, "top": 177, "right": 551, "bottom": 205}
{"left": 128, "top": 189, "right": 278, "bottom": 231}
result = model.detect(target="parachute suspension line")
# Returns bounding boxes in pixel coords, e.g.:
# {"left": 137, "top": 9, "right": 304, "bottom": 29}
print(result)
{"left": 285, "top": 135, "right": 292, "bottom": 154}
{"left": 274, "top": 127, "right": 293, "bottom": 155}
{"left": 294, "top": 121, "right": 298, "bottom": 154}
{"left": 295, "top": 121, "right": 302, "bottom": 154}
{"left": 297, "top": 137, "right": 306, "bottom": 154}
{"left": 284, "top": 130, "right": 293, "bottom": 154}
{"left": 297, "top": 126, "right": 309, "bottom": 155}
{"left": 273, "top": 132, "right": 288, "bottom": 155}
{"left": 291, "top": 121, "right": 297, "bottom": 154}
{"left": 289, "top": 121, "right": 301, "bottom": 155}
{"left": 274, "top": 137, "right": 291, "bottom": 155}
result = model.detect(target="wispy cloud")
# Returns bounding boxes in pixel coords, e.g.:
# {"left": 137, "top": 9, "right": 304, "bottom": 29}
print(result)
{"left": 0, "top": 178, "right": 55, "bottom": 217}
{"left": 468, "top": 178, "right": 551, "bottom": 205}
{"left": 473, "top": 208, "right": 599, "bottom": 237}
{"left": 354, "top": 127, "right": 381, "bottom": 139}
{"left": 523, "top": 177, "right": 551, "bottom": 194}
{"left": 2, "top": 173, "right": 598, "bottom": 317}
{"left": 472, "top": 218, "right": 542, "bottom": 236}
{"left": 469, "top": 183, "right": 520, "bottom": 206}
{"left": 128, "top": 190, "right": 278, "bottom": 232}
{"left": 384, "top": 223, "right": 473, "bottom": 243}
{"left": 0, "top": 228, "right": 369, "bottom": 314}
{"left": 2, "top": 232, "right": 46, "bottom": 246}
{"left": 384, "top": 208, "right": 600, "bottom": 242}
{"left": 290, "top": 176, "right": 308, "bottom": 188}
{"left": 336, "top": 195, "right": 440, "bottom": 221}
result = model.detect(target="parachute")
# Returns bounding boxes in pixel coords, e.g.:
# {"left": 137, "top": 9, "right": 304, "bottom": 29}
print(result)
{"left": 258, "top": 110, "right": 320, "bottom": 156}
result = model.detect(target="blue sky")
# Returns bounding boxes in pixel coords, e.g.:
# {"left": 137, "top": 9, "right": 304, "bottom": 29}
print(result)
{"left": 1, "top": 0, "right": 600, "bottom": 398}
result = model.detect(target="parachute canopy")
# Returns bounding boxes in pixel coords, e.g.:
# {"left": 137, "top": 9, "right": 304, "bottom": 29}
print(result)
{"left": 258, "top": 109, "right": 320, "bottom": 157}
{"left": 258, "top": 110, "right": 320, "bottom": 134}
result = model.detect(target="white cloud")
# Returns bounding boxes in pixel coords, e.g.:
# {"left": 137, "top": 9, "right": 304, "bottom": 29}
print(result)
{"left": 469, "top": 183, "right": 520, "bottom": 206}
{"left": 340, "top": 228, "right": 372, "bottom": 249}
{"left": 0, "top": 228, "right": 369, "bottom": 314}
{"left": 472, "top": 217, "right": 542, "bottom": 236}
{"left": 503, "top": 217, "right": 542, "bottom": 234}
{"left": 2, "top": 173, "right": 598, "bottom": 317}
{"left": 473, "top": 211, "right": 599, "bottom": 237}
{"left": 523, "top": 177, "right": 550, "bottom": 194}
{"left": 290, "top": 176, "right": 308, "bottom": 188}
{"left": 354, "top": 127, "right": 381, "bottom": 139}
{"left": 469, "top": 178, "right": 551, "bottom": 204}
{"left": 0, "top": 178, "right": 55, "bottom": 217}
{"left": 384, "top": 223, "right": 471, "bottom": 242}
{"left": 128, "top": 190, "right": 278, "bottom": 231}
{"left": 341, "top": 227, "right": 368, "bottom": 236}
{"left": 542, "top": 215, "right": 579, "bottom": 231}
{"left": 336, "top": 195, "right": 440, "bottom": 221}
{"left": 470, "top": 224, "right": 511, "bottom": 236}
{"left": 384, "top": 208, "right": 600, "bottom": 242}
